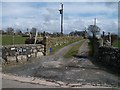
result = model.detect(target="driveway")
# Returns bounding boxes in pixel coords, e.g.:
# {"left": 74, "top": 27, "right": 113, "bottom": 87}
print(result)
{"left": 2, "top": 40, "right": 120, "bottom": 88}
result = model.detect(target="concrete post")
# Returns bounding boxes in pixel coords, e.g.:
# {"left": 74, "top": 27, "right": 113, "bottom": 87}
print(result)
{"left": 34, "top": 31, "right": 38, "bottom": 44}
{"left": 108, "top": 32, "right": 111, "bottom": 46}
{"left": 99, "top": 38, "right": 103, "bottom": 47}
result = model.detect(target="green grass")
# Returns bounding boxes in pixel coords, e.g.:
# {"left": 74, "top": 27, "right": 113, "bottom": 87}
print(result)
{"left": 50, "top": 41, "right": 79, "bottom": 55}
{"left": 49, "top": 38, "right": 82, "bottom": 55}
{"left": 64, "top": 40, "right": 85, "bottom": 58}
{"left": 2, "top": 35, "right": 27, "bottom": 45}
{"left": 2, "top": 35, "right": 83, "bottom": 55}
{"left": 113, "top": 40, "right": 120, "bottom": 48}
{"left": 88, "top": 40, "right": 93, "bottom": 56}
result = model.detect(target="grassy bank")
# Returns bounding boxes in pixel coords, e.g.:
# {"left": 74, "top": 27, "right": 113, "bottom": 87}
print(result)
{"left": 2, "top": 35, "right": 27, "bottom": 45}
{"left": 64, "top": 40, "right": 85, "bottom": 58}
{"left": 112, "top": 40, "right": 120, "bottom": 48}
{"left": 48, "top": 36, "right": 82, "bottom": 55}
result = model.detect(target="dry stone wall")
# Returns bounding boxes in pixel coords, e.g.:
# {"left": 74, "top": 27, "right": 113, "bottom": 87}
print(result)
{"left": 2, "top": 44, "right": 45, "bottom": 64}
{"left": 97, "top": 46, "right": 120, "bottom": 69}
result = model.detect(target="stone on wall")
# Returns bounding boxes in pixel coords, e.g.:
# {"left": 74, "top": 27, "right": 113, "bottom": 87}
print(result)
{"left": 2, "top": 44, "right": 45, "bottom": 64}
{"left": 30, "top": 53, "right": 36, "bottom": 57}
{"left": 97, "top": 46, "right": 120, "bottom": 69}
{"left": 17, "top": 55, "right": 27, "bottom": 61}
{"left": 37, "top": 52, "right": 44, "bottom": 58}
{"left": 7, "top": 56, "right": 16, "bottom": 62}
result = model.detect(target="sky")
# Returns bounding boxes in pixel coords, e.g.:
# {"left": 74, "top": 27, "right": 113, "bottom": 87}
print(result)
{"left": 0, "top": 1, "right": 118, "bottom": 34}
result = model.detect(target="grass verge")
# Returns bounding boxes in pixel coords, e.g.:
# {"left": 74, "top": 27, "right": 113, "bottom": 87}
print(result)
{"left": 88, "top": 39, "right": 93, "bottom": 56}
{"left": 48, "top": 38, "right": 82, "bottom": 55}
{"left": 64, "top": 40, "right": 85, "bottom": 58}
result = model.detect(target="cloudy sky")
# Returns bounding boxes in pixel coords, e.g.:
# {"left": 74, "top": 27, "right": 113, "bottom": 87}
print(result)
{"left": 1, "top": 1, "right": 118, "bottom": 34}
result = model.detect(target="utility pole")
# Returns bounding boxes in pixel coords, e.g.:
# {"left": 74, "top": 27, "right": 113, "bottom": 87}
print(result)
{"left": 93, "top": 18, "right": 97, "bottom": 38}
{"left": 84, "top": 27, "right": 87, "bottom": 39}
{"left": 93, "top": 18, "right": 97, "bottom": 37}
{"left": 59, "top": 3, "right": 63, "bottom": 35}
{"left": 93, "top": 18, "right": 97, "bottom": 57}
{"left": 94, "top": 18, "right": 96, "bottom": 25}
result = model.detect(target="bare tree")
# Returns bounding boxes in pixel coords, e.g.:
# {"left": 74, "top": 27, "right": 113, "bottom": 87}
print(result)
{"left": 31, "top": 27, "right": 37, "bottom": 36}
{"left": 16, "top": 29, "right": 22, "bottom": 35}
{"left": 6, "top": 27, "right": 14, "bottom": 35}
{"left": 87, "top": 25, "right": 100, "bottom": 38}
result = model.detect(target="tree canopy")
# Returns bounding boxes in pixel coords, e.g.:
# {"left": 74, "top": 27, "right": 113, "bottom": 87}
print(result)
{"left": 87, "top": 25, "right": 101, "bottom": 36}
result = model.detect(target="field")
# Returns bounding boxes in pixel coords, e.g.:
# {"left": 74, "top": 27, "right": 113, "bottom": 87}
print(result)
{"left": 2, "top": 35, "right": 82, "bottom": 54}
{"left": 2, "top": 35, "right": 27, "bottom": 45}
{"left": 113, "top": 40, "right": 120, "bottom": 48}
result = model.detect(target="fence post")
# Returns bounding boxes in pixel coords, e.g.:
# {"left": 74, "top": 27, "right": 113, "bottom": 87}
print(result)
{"left": 102, "top": 31, "right": 105, "bottom": 46}
{"left": 43, "top": 31, "right": 48, "bottom": 55}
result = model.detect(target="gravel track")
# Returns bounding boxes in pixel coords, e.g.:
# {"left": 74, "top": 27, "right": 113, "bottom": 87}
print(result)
{"left": 2, "top": 39, "right": 120, "bottom": 88}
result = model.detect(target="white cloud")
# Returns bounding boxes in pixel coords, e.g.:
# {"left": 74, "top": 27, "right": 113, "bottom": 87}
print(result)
{"left": 0, "top": 2, "right": 2, "bottom": 29}
{"left": 2, "top": 3, "right": 38, "bottom": 17}
{"left": 1, "top": 0, "right": 119, "bottom": 2}
{"left": 64, "top": 2, "right": 117, "bottom": 15}
{"left": 98, "top": 20, "right": 118, "bottom": 34}
{"left": 1, "top": 2, "right": 118, "bottom": 34}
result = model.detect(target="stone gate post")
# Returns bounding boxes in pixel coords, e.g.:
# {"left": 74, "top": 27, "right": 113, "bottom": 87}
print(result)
{"left": 108, "top": 32, "right": 111, "bottom": 46}
{"left": 43, "top": 31, "right": 48, "bottom": 55}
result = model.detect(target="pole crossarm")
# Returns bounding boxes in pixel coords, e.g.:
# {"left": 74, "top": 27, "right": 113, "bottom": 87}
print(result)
{"left": 59, "top": 3, "right": 64, "bottom": 35}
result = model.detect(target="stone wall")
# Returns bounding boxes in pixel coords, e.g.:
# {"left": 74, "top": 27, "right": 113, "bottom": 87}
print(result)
{"left": 2, "top": 44, "right": 45, "bottom": 64}
{"left": 89, "top": 34, "right": 120, "bottom": 69}
{"left": 97, "top": 46, "right": 120, "bottom": 69}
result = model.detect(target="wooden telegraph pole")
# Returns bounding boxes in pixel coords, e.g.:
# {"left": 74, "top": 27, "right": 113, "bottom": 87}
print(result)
{"left": 93, "top": 18, "right": 96, "bottom": 40}
{"left": 59, "top": 3, "right": 63, "bottom": 35}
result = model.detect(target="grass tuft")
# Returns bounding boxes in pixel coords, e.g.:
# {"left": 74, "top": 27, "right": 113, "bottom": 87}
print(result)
{"left": 64, "top": 40, "right": 85, "bottom": 58}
